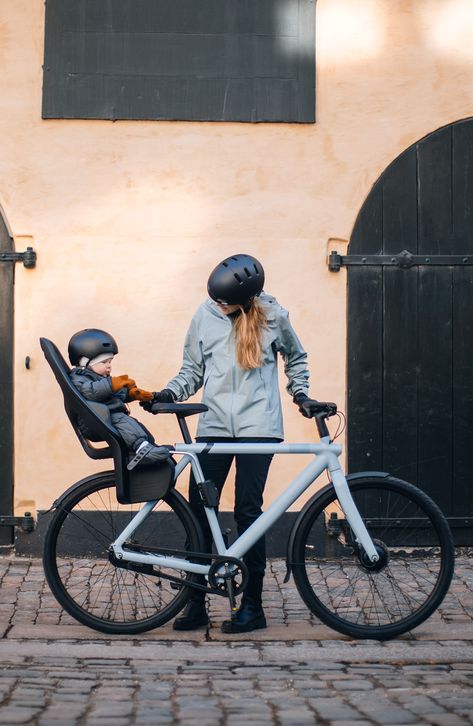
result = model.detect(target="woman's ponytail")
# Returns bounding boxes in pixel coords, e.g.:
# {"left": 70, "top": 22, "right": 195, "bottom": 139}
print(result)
{"left": 234, "top": 298, "right": 267, "bottom": 370}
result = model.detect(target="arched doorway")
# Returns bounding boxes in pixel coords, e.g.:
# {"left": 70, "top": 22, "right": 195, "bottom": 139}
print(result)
{"left": 346, "top": 118, "right": 473, "bottom": 543}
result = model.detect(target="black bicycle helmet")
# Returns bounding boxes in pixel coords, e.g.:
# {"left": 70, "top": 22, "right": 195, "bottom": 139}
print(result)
{"left": 68, "top": 329, "right": 118, "bottom": 366}
{"left": 207, "top": 254, "right": 265, "bottom": 306}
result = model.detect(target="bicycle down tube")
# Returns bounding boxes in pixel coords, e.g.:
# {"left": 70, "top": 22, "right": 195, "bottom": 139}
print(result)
{"left": 111, "top": 441, "right": 380, "bottom": 570}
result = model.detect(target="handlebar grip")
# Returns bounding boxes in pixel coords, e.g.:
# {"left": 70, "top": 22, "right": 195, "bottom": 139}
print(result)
{"left": 318, "top": 402, "right": 337, "bottom": 417}
{"left": 301, "top": 401, "right": 337, "bottom": 418}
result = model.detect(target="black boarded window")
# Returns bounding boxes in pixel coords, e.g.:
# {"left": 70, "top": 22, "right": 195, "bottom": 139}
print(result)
{"left": 42, "top": 0, "right": 315, "bottom": 123}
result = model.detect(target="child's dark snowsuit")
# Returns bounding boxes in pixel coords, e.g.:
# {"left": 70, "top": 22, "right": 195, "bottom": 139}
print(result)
{"left": 69, "top": 366, "right": 157, "bottom": 452}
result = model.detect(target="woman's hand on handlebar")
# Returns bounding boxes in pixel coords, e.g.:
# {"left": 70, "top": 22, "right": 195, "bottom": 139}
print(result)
{"left": 139, "top": 388, "right": 175, "bottom": 413}
{"left": 293, "top": 393, "right": 337, "bottom": 419}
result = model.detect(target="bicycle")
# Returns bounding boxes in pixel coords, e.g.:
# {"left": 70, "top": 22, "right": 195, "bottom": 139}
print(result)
{"left": 40, "top": 337, "right": 455, "bottom": 641}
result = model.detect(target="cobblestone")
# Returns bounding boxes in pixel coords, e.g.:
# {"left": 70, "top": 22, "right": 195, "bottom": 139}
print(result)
{"left": 0, "top": 555, "right": 472, "bottom": 723}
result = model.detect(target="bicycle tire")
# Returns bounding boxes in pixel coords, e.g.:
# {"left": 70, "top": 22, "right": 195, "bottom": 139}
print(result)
{"left": 291, "top": 475, "right": 454, "bottom": 640}
{"left": 43, "top": 472, "right": 204, "bottom": 634}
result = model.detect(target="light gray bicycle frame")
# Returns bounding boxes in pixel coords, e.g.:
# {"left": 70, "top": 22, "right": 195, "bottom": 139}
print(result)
{"left": 111, "top": 439, "right": 380, "bottom": 573}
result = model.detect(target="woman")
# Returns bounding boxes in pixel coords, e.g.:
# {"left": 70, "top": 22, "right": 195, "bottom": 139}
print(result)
{"left": 148, "top": 253, "right": 320, "bottom": 633}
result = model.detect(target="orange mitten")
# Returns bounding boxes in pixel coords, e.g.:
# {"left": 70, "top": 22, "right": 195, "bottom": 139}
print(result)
{"left": 110, "top": 375, "right": 136, "bottom": 392}
{"left": 127, "top": 386, "right": 154, "bottom": 402}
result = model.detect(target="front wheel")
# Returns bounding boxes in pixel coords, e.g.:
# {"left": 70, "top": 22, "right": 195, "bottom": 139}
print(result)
{"left": 43, "top": 473, "right": 203, "bottom": 634}
{"left": 291, "top": 475, "right": 454, "bottom": 640}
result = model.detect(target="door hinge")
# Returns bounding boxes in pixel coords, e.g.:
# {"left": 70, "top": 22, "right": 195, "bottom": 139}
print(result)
{"left": 328, "top": 249, "right": 473, "bottom": 272}
{"left": 0, "top": 512, "right": 35, "bottom": 532}
{"left": 0, "top": 247, "right": 37, "bottom": 269}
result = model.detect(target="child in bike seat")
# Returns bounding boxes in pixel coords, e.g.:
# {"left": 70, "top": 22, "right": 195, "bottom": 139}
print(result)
{"left": 68, "top": 328, "right": 170, "bottom": 466}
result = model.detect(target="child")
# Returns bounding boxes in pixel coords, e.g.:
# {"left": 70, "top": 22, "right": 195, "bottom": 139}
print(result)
{"left": 68, "top": 328, "right": 170, "bottom": 466}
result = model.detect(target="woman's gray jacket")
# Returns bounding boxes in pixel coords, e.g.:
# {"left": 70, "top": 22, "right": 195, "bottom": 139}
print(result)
{"left": 166, "top": 293, "right": 309, "bottom": 439}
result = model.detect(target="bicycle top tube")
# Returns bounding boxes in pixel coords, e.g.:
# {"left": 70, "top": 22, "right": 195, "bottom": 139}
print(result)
{"left": 173, "top": 441, "right": 342, "bottom": 456}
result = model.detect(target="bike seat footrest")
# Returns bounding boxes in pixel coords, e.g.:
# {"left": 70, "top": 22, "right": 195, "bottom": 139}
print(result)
{"left": 127, "top": 442, "right": 152, "bottom": 471}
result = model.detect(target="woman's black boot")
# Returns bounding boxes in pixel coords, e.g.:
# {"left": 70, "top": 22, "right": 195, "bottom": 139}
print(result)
{"left": 221, "top": 601, "right": 267, "bottom": 634}
{"left": 173, "top": 600, "right": 209, "bottom": 631}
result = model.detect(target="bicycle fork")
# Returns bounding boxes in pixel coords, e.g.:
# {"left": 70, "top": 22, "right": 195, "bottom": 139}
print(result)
{"left": 327, "top": 456, "right": 379, "bottom": 563}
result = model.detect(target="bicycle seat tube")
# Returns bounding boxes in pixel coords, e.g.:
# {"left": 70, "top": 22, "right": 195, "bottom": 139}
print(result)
{"left": 174, "top": 450, "right": 227, "bottom": 554}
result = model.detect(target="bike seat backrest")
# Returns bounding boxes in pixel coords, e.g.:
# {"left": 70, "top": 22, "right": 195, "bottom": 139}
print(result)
{"left": 39, "top": 337, "right": 174, "bottom": 504}
{"left": 40, "top": 337, "right": 122, "bottom": 461}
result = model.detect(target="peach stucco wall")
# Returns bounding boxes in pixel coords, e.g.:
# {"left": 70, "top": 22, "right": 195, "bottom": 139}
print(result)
{"left": 2, "top": 0, "right": 473, "bottom": 514}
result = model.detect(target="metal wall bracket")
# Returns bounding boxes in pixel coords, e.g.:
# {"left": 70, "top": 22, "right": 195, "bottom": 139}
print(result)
{"left": 328, "top": 249, "right": 473, "bottom": 272}
{"left": 0, "top": 512, "right": 35, "bottom": 532}
{"left": 0, "top": 247, "right": 37, "bottom": 268}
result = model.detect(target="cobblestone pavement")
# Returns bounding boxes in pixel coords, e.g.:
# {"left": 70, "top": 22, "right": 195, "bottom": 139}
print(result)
{"left": 0, "top": 555, "right": 472, "bottom": 724}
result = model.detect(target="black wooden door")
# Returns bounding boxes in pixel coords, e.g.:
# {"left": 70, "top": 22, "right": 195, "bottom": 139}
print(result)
{"left": 0, "top": 213, "right": 14, "bottom": 545}
{"left": 347, "top": 118, "right": 473, "bottom": 544}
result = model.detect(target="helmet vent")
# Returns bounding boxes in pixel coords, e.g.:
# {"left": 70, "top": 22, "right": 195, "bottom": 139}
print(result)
{"left": 243, "top": 267, "right": 251, "bottom": 277}
{"left": 234, "top": 273, "right": 243, "bottom": 284}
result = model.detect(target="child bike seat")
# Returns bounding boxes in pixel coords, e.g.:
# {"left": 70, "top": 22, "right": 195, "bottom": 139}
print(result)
{"left": 39, "top": 337, "right": 174, "bottom": 504}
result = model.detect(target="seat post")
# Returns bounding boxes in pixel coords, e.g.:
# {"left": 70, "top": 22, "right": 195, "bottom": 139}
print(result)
{"left": 177, "top": 416, "right": 193, "bottom": 444}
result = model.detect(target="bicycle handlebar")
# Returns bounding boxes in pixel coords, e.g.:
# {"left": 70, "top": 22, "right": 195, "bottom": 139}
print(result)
{"left": 304, "top": 402, "right": 337, "bottom": 418}
{"left": 144, "top": 400, "right": 338, "bottom": 442}
{"left": 311, "top": 403, "right": 338, "bottom": 440}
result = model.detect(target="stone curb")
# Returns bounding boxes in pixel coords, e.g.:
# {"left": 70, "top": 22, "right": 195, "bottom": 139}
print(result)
{"left": 3, "top": 620, "right": 473, "bottom": 643}
{"left": 2, "top": 639, "right": 473, "bottom": 665}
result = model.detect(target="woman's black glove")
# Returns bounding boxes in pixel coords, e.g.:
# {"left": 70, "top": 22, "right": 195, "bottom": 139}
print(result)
{"left": 293, "top": 393, "right": 336, "bottom": 418}
{"left": 153, "top": 389, "right": 175, "bottom": 403}
{"left": 139, "top": 388, "right": 175, "bottom": 413}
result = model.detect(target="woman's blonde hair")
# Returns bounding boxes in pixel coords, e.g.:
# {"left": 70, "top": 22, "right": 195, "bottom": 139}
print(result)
{"left": 234, "top": 298, "right": 267, "bottom": 370}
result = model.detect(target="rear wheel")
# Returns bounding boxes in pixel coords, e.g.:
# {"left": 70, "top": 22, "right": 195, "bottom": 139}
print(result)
{"left": 291, "top": 475, "right": 454, "bottom": 640}
{"left": 43, "top": 473, "right": 203, "bottom": 634}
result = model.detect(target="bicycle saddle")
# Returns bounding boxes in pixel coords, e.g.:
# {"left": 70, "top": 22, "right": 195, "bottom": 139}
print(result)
{"left": 148, "top": 402, "right": 208, "bottom": 417}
